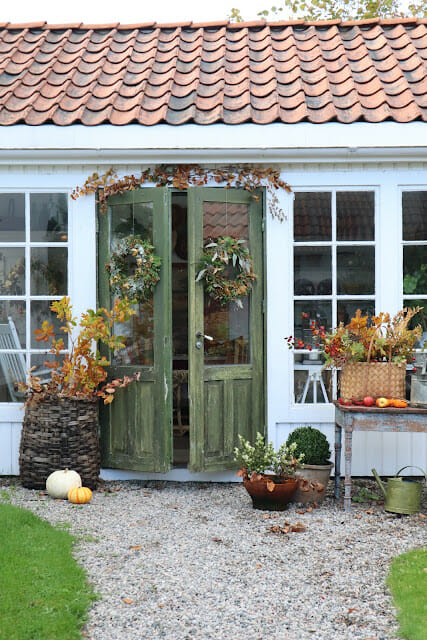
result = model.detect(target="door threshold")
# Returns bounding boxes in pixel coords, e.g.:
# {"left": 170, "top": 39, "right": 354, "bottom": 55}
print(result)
{"left": 101, "top": 468, "right": 239, "bottom": 483}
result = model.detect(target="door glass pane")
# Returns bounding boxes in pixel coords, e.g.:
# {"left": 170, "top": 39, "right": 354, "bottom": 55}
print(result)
{"left": 202, "top": 201, "right": 250, "bottom": 365}
{"left": 337, "top": 247, "right": 375, "bottom": 294}
{"left": 30, "top": 194, "right": 68, "bottom": 242}
{"left": 0, "top": 302, "right": 26, "bottom": 348}
{"left": 403, "top": 191, "right": 427, "bottom": 241}
{"left": 109, "top": 201, "right": 155, "bottom": 366}
{"left": 294, "top": 246, "right": 331, "bottom": 295}
{"left": 31, "top": 301, "right": 65, "bottom": 348}
{"left": 403, "top": 246, "right": 427, "bottom": 295}
{"left": 336, "top": 191, "right": 375, "bottom": 241}
{"left": 30, "top": 247, "right": 68, "bottom": 295}
{"left": 0, "top": 249, "right": 25, "bottom": 295}
{"left": 294, "top": 192, "right": 331, "bottom": 241}
{"left": 0, "top": 194, "right": 25, "bottom": 242}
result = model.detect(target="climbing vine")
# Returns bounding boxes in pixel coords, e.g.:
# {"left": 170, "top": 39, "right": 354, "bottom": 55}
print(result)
{"left": 71, "top": 165, "right": 292, "bottom": 220}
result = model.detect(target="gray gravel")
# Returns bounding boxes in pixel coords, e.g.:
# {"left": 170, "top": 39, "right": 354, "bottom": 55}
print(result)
{"left": 1, "top": 478, "right": 426, "bottom": 640}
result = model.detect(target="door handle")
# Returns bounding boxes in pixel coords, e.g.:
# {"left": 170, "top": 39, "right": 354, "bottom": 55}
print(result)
{"left": 196, "top": 330, "right": 213, "bottom": 341}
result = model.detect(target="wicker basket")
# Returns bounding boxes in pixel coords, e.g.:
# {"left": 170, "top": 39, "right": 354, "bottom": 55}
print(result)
{"left": 340, "top": 362, "right": 406, "bottom": 401}
{"left": 19, "top": 397, "right": 100, "bottom": 490}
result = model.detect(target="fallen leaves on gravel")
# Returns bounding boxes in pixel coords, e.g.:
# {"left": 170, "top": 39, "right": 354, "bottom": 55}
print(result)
{"left": 123, "top": 598, "right": 133, "bottom": 604}
{"left": 268, "top": 521, "right": 307, "bottom": 534}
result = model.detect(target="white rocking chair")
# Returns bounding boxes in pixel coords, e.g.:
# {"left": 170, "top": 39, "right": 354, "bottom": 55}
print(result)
{"left": 0, "top": 316, "right": 50, "bottom": 402}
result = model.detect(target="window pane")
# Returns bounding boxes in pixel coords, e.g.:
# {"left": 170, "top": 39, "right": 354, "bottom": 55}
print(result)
{"left": 403, "top": 300, "right": 427, "bottom": 345}
{"left": 30, "top": 353, "right": 63, "bottom": 378}
{"left": 31, "top": 301, "right": 65, "bottom": 349}
{"left": 113, "top": 300, "right": 154, "bottom": 366}
{"left": 30, "top": 193, "right": 68, "bottom": 242}
{"left": 203, "top": 202, "right": 249, "bottom": 242}
{"left": 0, "top": 194, "right": 25, "bottom": 242}
{"left": 294, "top": 364, "right": 332, "bottom": 404}
{"left": 204, "top": 297, "right": 249, "bottom": 364}
{"left": 294, "top": 192, "right": 331, "bottom": 242}
{"left": 294, "top": 246, "right": 331, "bottom": 295}
{"left": 337, "top": 191, "right": 374, "bottom": 241}
{"left": 109, "top": 201, "right": 155, "bottom": 366}
{"left": 294, "top": 301, "right": 331, "bottom": 346}
{"left": 337, "top": 300, "right": 376, "bottom": 326}
{"left": 0, "top": 351, "right": 26, "bottom": 402}
{"left": 110, "top": 202, "right": 154, "bottom": 239}
{"left": 202, "top": 201, "right": 250, "bottom": 365}
{"left": 403, "top": 247, "right": 427, "bottom": 295}
{"left": 0, "top": 302, "right": 26, "bottom": 348}
{"left": 0, "top": 249, "right": 25, "bottom": 295}
{"left": 403, "top": 191, "right": 427, "bottom": 241}
{"left": 30, "top": 247, "right": 68, "bottom": 295}
{"left": 337, "top": 247, "right": 375, "bottom": 294}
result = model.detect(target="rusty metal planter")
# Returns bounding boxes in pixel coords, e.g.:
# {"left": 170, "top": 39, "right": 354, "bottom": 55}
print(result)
{"left": 243, "top": 473, "right": 298, "bottom": 510}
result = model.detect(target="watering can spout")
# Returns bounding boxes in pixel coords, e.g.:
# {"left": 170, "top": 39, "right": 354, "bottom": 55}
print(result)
{"left": 371, "top": 468, "right": 387, "bottom": 498}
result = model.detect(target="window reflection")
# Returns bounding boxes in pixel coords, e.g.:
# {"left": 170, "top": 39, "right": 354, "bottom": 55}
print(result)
{"left": 202, "top": 200, "right": 250, "bottom": 365}
{"left": 0, "top": 194, "right": 25, "bottom": 242}
{"left": 30, "top": 194, "right": 68, "bottom": 242}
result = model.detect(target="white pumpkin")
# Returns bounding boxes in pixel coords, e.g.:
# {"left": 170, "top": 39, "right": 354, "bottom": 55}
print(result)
{"left": 46, "top": 468, "right": 82, "bottom": 499}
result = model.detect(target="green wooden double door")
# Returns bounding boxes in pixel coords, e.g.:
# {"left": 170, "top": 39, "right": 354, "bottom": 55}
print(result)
{"left": 98, "top": 187, "right": 264, "bottom": 473}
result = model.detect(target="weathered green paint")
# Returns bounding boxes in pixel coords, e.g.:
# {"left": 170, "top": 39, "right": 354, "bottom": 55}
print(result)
{"left": 187, "top": 188, "right": 265, "bottom": 472}
{"left": 98, "top": 188, "right": 172, "bottom": 472}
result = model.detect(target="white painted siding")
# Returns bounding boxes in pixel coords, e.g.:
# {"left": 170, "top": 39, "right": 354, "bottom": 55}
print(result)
{"left": 1, "top": 158, "right": 426, "bottom": 480}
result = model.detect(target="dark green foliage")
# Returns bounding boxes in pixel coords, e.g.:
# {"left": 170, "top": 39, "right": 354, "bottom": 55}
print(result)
{"left": 286, "top": 426, "right": 331, "bottom": 465}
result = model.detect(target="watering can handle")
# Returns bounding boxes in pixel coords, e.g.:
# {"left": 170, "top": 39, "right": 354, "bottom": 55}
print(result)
{"left": 395, "top": 466, "right": 427, "bottom": 483}
{"left": 371, "top": 468, "right": 387, "bottom": 498}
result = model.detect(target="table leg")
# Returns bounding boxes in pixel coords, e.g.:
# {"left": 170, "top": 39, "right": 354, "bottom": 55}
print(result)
{"left": 334, "top": 423, "right": 341, "bottom": 500}
{"left": 344, "top": 426, "right": 353, "bottom": 512}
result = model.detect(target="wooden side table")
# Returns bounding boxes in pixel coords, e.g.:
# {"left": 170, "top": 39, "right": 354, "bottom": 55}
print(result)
{"left": 334, "top": 402, "right": 427, "bottom": 511}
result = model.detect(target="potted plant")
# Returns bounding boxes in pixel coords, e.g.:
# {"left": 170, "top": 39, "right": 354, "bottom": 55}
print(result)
{"left": 19, "top": 297, "right": 139, "bottom": 490}
{"left": 234, "top": 432, "right": 304, "bottom": 510}
{"left": 315, "top": 308, "right": 424, "bottom": 402}
{"left": 286, "top": 426, "right": 333, "bottom": 504}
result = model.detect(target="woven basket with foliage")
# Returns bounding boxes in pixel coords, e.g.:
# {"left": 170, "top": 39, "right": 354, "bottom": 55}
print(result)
{"left": 340, "top": 361, "right": 406, "bottom": 401}
{"left": 19, "top": 397, "right": 100, "bottom": 490}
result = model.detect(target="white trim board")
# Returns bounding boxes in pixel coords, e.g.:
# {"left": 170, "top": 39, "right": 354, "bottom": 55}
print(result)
{"left": 0, "top": 122, "right": 426, "bottom": 165}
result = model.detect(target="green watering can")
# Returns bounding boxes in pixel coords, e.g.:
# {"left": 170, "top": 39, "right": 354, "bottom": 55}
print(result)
{"left": 371, "top": 466, "right": 427, "bottom": 515}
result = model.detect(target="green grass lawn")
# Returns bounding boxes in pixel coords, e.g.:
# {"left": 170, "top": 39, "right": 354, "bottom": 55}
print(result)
{"left": 0, "top": 502, "right": 95, "bottom": 640}
{"left": 387, "top": 547, "right": 427, "bottom": 640}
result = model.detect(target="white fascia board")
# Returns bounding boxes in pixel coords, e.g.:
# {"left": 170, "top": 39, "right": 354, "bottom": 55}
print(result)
{"left": 0, "top": 122, "right": 426, "bottom": 164}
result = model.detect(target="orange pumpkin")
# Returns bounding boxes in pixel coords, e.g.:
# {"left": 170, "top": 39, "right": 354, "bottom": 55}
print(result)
{"left": 67, "top": 486, "right": 92, "bottom": 504}
{"left": 390, "top": 398, "right": 408, "bottom": 408}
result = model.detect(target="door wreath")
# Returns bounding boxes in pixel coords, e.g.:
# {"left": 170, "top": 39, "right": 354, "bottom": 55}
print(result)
{"left": 106, "top": 235, "right": 161, "bottom": 302}
{"left": 196, "top": 236, "right": 256, "bottom": 308}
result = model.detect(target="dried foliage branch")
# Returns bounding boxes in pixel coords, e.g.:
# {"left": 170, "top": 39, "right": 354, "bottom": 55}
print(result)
{"left": 71, "top": 165, "right": 292, "bottom": 221}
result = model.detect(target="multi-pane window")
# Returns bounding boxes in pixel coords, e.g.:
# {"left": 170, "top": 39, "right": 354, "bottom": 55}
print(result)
{"left": 293, "top": 190, "right": 376, "bottom": 404}
{"left": 402, "top": 190, "right": 427, "bottom": 346}
{"left": 0, "top": 193, "right": 68, "bottom": 401}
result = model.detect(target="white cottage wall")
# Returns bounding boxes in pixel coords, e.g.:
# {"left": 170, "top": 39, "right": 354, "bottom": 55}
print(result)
{"left": 0, "top": 153, "right": 426, "bottom": 480}
{"left": 267, "top": 163, "right": 427, "bottom": 476}
{"left": 0, "top": 166, "right": 97, "bottom": 475}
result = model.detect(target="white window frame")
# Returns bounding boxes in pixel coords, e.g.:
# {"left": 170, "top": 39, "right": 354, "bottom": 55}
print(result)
{"left": 0, "top": 188, "right": 71, "bottom": 403}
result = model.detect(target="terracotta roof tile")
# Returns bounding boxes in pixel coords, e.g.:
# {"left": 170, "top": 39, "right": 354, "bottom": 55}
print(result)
{"left": 0, "top": 19, "right": 425, "bottom": 125}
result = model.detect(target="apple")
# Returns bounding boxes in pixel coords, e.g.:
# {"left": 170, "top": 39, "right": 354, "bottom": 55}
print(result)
{"left": 363, "top": 396, "right": 374, "bottom": 407}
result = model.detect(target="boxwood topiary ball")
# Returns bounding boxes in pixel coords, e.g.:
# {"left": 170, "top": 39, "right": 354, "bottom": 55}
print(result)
{"left": 286, "top": 426, "right": 331, "bottom": 466}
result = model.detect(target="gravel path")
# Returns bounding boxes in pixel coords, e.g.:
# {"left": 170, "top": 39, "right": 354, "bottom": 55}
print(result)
{"left": 1, "top": 478, "right": 426, "bottom": 640}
